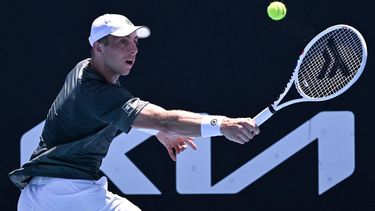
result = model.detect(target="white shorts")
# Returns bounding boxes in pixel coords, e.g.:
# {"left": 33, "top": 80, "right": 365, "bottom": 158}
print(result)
{"left": 17, "top": 176, "right": 141, "bottom": 211}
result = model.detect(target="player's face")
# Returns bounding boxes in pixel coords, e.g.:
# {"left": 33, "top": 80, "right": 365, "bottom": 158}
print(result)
{"left": 102, "top": 32, "right": 139, "bottom": 76}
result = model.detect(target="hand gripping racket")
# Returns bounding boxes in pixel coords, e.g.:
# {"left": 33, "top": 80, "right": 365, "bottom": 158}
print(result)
{"left": 254, "top": 24, "right": 367, "bottom": 126}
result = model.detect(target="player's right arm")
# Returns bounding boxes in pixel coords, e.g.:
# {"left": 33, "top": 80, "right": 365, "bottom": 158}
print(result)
{"left": 132, "top": 103, "right": 260, "bottom": 144}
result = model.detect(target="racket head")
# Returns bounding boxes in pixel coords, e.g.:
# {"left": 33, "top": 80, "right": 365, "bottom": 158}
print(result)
{"left": 294, "top": 24, "right": 367, "bottom": 101}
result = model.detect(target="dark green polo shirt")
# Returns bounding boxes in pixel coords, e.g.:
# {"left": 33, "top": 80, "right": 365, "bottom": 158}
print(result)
{"left": 9, "top": 59, "right": 148, "bottom": 189}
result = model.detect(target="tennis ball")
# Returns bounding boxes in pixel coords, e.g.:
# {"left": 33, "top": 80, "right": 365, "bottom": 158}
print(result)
{"left": 267, "top": 1, "right": 287, "bottom": 21}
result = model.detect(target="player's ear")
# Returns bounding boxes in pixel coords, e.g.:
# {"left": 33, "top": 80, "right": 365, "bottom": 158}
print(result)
{"left": 92, "top": 42, "right": 104, "bottom": 54}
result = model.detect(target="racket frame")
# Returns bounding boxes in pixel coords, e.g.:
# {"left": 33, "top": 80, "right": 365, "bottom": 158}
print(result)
{"left": 254, "top": 24, "right": 367, "bottom": 126}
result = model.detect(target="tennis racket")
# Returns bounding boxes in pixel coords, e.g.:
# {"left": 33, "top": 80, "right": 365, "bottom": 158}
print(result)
{"left": 254, "top": 24, "right": 367, "bottom": 126}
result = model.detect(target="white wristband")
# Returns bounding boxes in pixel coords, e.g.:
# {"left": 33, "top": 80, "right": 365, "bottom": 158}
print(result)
{"left": 136, "top": 128, "right": 159, "bottom": 136}
{"left": 201, "top": 115, "right": 224, "bottom": 137}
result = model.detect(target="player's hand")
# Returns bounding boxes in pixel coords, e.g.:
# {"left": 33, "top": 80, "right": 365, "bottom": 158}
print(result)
{"left": 155, "top": 132, "right": 197, "bottom": 161}
{"left": 220, "top": 117, "right": 260, "bottom": 144}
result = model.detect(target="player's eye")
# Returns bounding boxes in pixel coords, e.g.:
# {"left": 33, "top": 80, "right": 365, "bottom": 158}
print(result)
{"left": 120, "top": 39, "right": 129, "bottom": 46}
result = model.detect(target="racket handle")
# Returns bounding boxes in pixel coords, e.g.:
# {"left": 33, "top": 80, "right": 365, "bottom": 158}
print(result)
{"left": 253, "top": 106, "right": 275, "bottom": 126}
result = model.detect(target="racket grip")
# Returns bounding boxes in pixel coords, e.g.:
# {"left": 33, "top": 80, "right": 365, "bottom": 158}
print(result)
{"left": 253, "top": 107, "right": 275, "bottom": 126}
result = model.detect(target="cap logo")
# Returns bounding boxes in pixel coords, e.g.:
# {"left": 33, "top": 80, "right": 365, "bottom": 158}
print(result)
{"left": 125, "top": 19, "right": 132, "bottom": 25}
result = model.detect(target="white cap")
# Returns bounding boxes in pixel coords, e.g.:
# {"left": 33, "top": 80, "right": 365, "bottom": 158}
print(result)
{"left": 88, "top": 14, "right": 151, "bottom": 46}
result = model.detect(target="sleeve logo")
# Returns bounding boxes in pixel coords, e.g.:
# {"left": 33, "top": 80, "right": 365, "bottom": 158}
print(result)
{"left": 122, "top": 98, "right": 140, "bottom": 116}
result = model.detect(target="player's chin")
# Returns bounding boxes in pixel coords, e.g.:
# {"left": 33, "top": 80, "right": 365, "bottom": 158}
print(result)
{"left": 120, "top": 67, "right": 132, "bottom": 76}
{"left": 120, "top": 71, "right": 130, "bottom": 76}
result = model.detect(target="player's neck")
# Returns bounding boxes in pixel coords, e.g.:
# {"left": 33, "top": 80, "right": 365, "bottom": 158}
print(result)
{"left": 89, "top": 59, "right": 119, "bottom": 84}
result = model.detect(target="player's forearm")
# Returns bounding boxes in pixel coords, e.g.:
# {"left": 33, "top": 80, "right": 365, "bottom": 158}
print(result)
{"left": 157, "top": 109, "right": 206, "bottom": 137}
{"left": 134, "top": 108, "right": 204, "bottom": 137}
{"left": 133, "top": 103, "right": 223, "bottom": 137}
{"left": 133, "top": 103, "right": 260, "bottom": 144}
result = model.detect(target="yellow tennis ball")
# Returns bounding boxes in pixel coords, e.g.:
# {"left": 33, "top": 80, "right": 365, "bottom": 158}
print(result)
{"left": 267, "top": 1, "right": 287, "bottom": 21}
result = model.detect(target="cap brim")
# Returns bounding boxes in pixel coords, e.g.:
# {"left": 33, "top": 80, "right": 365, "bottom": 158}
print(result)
{"left": 110, "top": 26, "right": 151, "bottom": 38}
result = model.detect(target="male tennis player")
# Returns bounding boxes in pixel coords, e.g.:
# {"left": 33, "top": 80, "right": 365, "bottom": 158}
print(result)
{"left": 9, "top": 14, "right": 259, "bottom": 211}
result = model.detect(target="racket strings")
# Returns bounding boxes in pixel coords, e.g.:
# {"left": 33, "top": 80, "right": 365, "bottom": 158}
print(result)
{"left": 296, "top": 27, "right": 363, "bottom": 99}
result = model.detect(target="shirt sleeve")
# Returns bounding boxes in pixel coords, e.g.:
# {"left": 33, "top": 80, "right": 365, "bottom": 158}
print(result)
{"left": 87, "top": 84, "right": 148, "bottom": 133}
